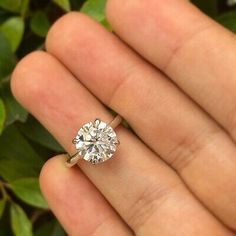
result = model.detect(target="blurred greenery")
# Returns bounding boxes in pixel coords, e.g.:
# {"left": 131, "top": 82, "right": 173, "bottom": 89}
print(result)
{"left": 0, "top": 0, "right": 235, "bottom": 235}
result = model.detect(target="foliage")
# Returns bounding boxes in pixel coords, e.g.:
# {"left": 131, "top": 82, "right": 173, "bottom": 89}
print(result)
{"left": 0, "top": 0, "right": 235, "bottom": 235}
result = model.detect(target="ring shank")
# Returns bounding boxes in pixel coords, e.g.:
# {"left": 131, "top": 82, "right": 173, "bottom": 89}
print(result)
{"left": 109, "top": 115, "right": 122, "bottom": 129}
{"left": 66, "top": 152, "right": 83, "bottom": 167}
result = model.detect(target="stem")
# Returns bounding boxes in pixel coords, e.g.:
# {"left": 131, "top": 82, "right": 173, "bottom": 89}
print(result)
{"left": 30, "top": 209, "right": 49, "bottom": 224}
{"left": 0, "top": 180, "right": 11, "bottom": 201}
{"left": 0, "top": 181, "right": 7, "bottom": 200}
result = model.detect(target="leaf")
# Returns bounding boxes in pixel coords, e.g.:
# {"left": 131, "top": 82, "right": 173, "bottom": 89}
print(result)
{"left": 0, "top": 0, "right": 21, "bottom": 12}
{"left": 0, "top": 9, "right": 9, "bottom": 24}
{"left": 0, "top": 16, "right": 25, "bottom": 52}
{"left": 81, "top": 0, "right": 107, "bottom": 22}
{"left": 50, "top": 221, "right": 66, "bottom": 236}
{"left": 191, "top": 0, "right": 218, "bottom": 17}
{"left": 0, "top": 82, "right": 28, "bottom": 126}
{"left": 100, "top": 18, "right": 112, "bottom": 31}
{"left": 35, "top": 220, "right": 66, "bottom": 236}
{"left": 217, "top": 11, "right": 236, "bottom": 33}
{"left": 34, "top": 220, "right": 55, "bottom": 236}
{"left": 0, "top": 99, "right": 6, "bottom": 134}
{"left": 30, "top": 11, "right": 50, "bottom": 38}
{"left": 0, "top": 158, "right": 40, "bottom": 182}
{"left": 0, "top": 199, "right": 6, "bottom": 219}
{"left": 18, "top": 116, "right": 63, "bottom": 152}
{"left": 70, "top": 0, "right": 83, "bottom": 10}
{"left": 0, "top": 33, "right": 16, "bottom": 80}
{"left": 10, "top": 203, "right": 33, "bottom": 236}
{"left": 0, "top": 124, "right": 43, "bottom": 181}
{"left": 53, "top": 0, "right": 71, "bottom": 12}
{"left": 20, "top": 0, "right": 29, "bottom": 17}
{"left": 0, "top": 209, "right": 12, "bottom": 236}
{"left": 9, "top": 178, "right": 48, "bottom": 209}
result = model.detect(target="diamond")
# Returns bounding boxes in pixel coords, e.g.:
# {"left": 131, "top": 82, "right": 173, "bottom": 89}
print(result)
{"left": 73, "top": 119, "right": 119, "bottom": 165}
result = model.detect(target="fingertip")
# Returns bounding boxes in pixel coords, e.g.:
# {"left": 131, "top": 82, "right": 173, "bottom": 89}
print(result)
{"left": 39, "top": 155, "right": 73, "bottom": 207}
{"left": 45, "top": 11, "right": 92, "bottom": 54}
{"left": 11, "top": 51, "right": 56, "bottom": 108}
{"left": 39, "top": 155, "right": 68, "bottom": 196}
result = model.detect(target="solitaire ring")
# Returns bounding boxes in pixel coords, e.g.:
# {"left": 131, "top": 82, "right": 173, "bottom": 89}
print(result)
{"left": 66, "top": 115, "right": 122, "bottom": 167}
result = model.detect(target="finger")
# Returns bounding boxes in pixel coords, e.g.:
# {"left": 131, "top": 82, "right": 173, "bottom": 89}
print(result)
{"left": 106, "top": 0, "right": 236, "bottom": 142}
{"left": 40, "top": 155, "right": 133, "bottom": 236}
{"left": 11, "top": 52, "right": 231, "bottom": 235}
{"left": 45, "top": 13, "right": 236, "bottom": 230}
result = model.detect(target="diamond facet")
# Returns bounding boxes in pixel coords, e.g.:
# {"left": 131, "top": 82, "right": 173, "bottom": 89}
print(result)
{"left": 74, "top": 119, "right": 118, "bottom": 164}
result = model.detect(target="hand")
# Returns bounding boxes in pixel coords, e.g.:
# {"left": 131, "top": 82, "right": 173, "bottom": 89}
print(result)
{"left": 11, "top": 0, "right": 236, "bottom": 235}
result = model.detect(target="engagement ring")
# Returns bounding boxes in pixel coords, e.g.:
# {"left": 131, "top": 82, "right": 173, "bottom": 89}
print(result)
{"left": 66, "top": 115, "right": 122, "bottom": 167}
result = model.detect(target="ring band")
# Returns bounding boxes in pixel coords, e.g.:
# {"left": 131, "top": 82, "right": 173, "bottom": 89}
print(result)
{"left": 66, "top": 115, "right": 122, "bottom": 167}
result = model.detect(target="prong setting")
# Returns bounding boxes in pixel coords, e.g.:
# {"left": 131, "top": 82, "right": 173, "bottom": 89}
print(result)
{"left": 67, "top": 115, "right": 122, "bottom": 167}
{"left": 94, "top": 118, "right": 101, "bottom": 127}
{"left": 73, "top": 120, "right": 119, "bottom": 165}
{"left": 72, "top": 138, "right": 78, "bottom": 144}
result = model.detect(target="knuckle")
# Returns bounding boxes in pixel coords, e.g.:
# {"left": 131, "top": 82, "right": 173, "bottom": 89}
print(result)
{"left": 127, "top": 182, "right": 177, "bottom": 231}
{"left": 163, "top": 24, "right": 215, "bottom": 71}
{"left": 166, "top": 126, "right": 221, "bottom": 172}
{"left": 107, "top": 61, "right": 141, "bottom": 107}
{"left": 167, "top": 135, "right": 199, "bottom": 172}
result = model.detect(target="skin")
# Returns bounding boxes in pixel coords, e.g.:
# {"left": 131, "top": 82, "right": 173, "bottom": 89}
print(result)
{"left": 10, "top": 0, "right": 236, "bottom": 235}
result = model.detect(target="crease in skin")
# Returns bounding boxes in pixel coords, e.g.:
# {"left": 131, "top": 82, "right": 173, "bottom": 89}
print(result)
{"left": 166, "top": 125, "right": 221, "bottom": 172}
{"left": 162, "top": 23, "right": 216, "bottom": 72}
{"left": 127, "top": 180, "right": 181, "bottom": 231}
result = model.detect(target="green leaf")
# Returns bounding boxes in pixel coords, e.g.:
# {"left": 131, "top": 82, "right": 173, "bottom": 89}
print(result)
{"left": 50, "top": 221, "right": 66, "bottom": 236}
{"left": 217, "top": 11, "right": 236, "bottom": 33}
{"left": 35, "top": 220, "right": 55, "bottom": 236}
{"left": 0, "top": 82, "right": 28, "bottom": 126}
{"left": 0, "top": 9, "right": 8, "bottom": 24}
{"left": 18, "top": 116, "right": 63, "bottom": 152}
{"left": 100, "top": 18, "right": 112, "bottom": 31}
{"left": 0, "top": 209, "right": 12, "bottom": 236}
{"left": 10, "top": 203, "right": 33, "bottom": 236}
{"left": 0, "top": 33, "right": 16, "bottom": 80}
{"left": 0, "top": 17, "right": 24, "bottom": 52}
{"left": 8, "top": 178, "right": 48, "bottom": 209}
{"left": 53, "top": 0, "right": 71, "bottom": 12}
{"left": 35, "top": 220, "right": 66, "bottom": 236}
{"left": 30, "top": 11, "right": 50, "bottom": 38}
{"left": 0, "top": 199, "right": 6, "bottom": 219}
{"left": 0, "top": 158, "right": 40, "bottom": 182}
{"left": 0, "top": 0, "right": 21, "bottom": 12}
{"left": 0, "top": 124, "right": 43, "bottom": 181}
{"left": 81, "top": 0, "right": 107, "bottom": 22}
{"left": 191, "top": 0, "right": 218, "bottom": 17}
{"left": 0, "top": 99, "right": 6, "bottom": 134}
{"left": 20, "top": 0, "right": 29, "bottom": 17}
{"left": 70, "top": 0, "right": 83, "bottom": 10}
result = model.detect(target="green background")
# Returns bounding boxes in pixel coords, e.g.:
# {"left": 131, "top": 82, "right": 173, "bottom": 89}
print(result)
{"left": 0, "top": 0, "right": 235, "bottom": 235}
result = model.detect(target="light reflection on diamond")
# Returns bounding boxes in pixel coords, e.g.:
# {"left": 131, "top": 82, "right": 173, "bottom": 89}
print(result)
{"left": 74, "top": 119, "right": 118, "bottom": 164}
